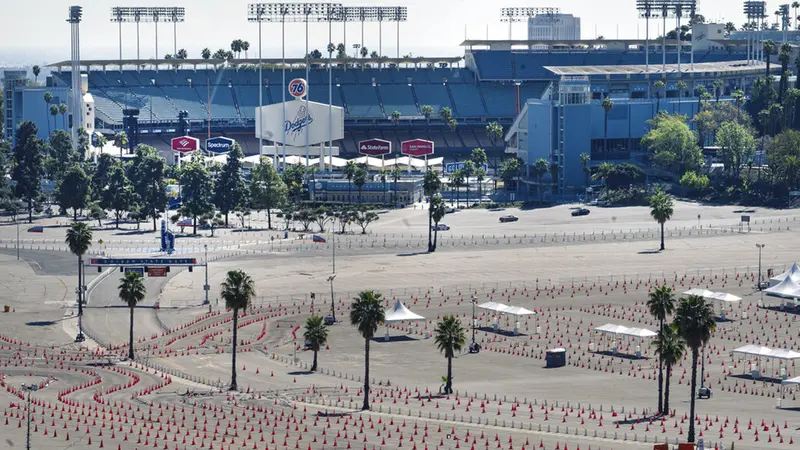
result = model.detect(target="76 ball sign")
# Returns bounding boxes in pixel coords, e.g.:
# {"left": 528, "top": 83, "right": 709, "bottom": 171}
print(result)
{"left": 288, "top": 78, "right": 308, "bottom": 99}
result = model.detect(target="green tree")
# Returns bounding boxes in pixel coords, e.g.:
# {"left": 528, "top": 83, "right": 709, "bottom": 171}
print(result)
{"left": 43, "top": 92, "right": 53, "bottom": 136}
{"left": 128, "top": 145, "right": 168, "bottom": 231}
{"left": 220, "top": 269, "right": 256, "bottom": 391}
{"left": 101, "top": 162, "right": 133, "bottom": 229}
{"left": 281, "top": 163, "right": 305, "bottom": 202}
{"left": 46, "top": 130, "right": 76, "bottom": 181}
{"left": 49, "top": 105, "right": 59, "bottom": 132}
{"left": 485, "top": 121, "right": 503, "bottom": 147}
{"left": 591, "top": 161, "right": 613, "bottom": 198}
{"left": 763, "top": 40, "right": 777, "bottom": 78}
{"left": 601, "top": 97, "right": 614, "bottom": 152}
{"left": 470, "top": 148, "right": 488, "bottom": 202}
{"left": 354, "top": 209, "right": 379, "bottom": 234}
{"left": 423, "top": 169, "right": 441, "bottom": 251}
{"left": 647, "top": 285, "right": 677, "bottom": 415}
{"left": 65, "top": 222, "right": 92, "bottom": 342}
{"left": 180, "top": 153, "right": 214, "bottom": 235}
{"left": 353, "top": 166, "right": 367, "bottom": 204}
{"left": 715, "top": 121, "right": 757, "bottom": 178}
{"left": 449, "top": 169, "right": 464, "bottom": 208}
{"left": 653, "top": 80, "right": 665, "bottom": 113}
{"left": 213, "top": 143, "right": 247, "bottom": 226}
{"left": 580, "top": 152, "right": 591, "bottom": 187}
{"left": 91, "top": 153, "right": 113, "bottom": 202}
{"left": 731, "top": 89, "right": 746, "bottom": 123}
{"left": 250, "top": 158, "right": 287, "bottom": 229}
{"left": 439, "top": 107, "right": 453, "bottom": 122}
{"left": 32, "top": 65, "right": 40, "bottom": 83}
{"left": 652, "top": 323, "right": 685, "bottom": 415}
{"left": 641, "top": 113, "right": 703, "bottom": 173}
{"left": 434, "top": 315, "right": 466, "bottom": 395}
{"left": 462, "top": 160, "right": 475, "bottom": 205}
{"left": 118, "top": 271, "right": 146, "bottom": 360}
{"left": 533, "top": 158, "right": 549, "bottom": 202}
{"left": 58, "top": 103, "right": 68, "bottom": 130}
{"left": 549, "top": 162, "right": 559, "bottom": 195}
{"left": 711, "top": 79, "right": 724, "bottom": 103}
{"left": 113, "top": 131, "right": 128, "bottom": 158}
{"left": 675, "top": 80, "right": 687, "bottom": 114}
{"left": 499, "top": 157, "right": 521, "bottom": 195}
{"left": 421, "top": 105, "right": 433, "bottom": 124}
{"left": 11, "top": 121, "right": 45, "bottom": 222}
{"left": 201, "top": 48, "right": 211, "bottom": 60}
{"left": 303, "top": 315, "right": 329, "bottom": 372}
{"left": 378, "top": 168, "right": 388, "bottom": 204}
{"left": 748, "top": 77, "right": 777, "bottom": 122}
{"left": 390, "top": 166, "right": 403, "bottom": 205}
{"left": 674, "top": 295, "right": 716, "bottom": 443}
{"left": 344, "top": 160, "right": 357, "bottom": 203}
{"left": 56, "top": 164, "right": 90, "bottom": 220}
{"left": 694, "top": 85, "right": 708, "bottom": 113}
{"left": 430, "top": 194, "right": 446, "bottom": 251}
{"left": 390, "top": 110, "right": 401, "bottom": 125}
{"left": 779, "top": 43, "right": 793, "bottom": 101}
{"left": 349, "top": 290, "right": 385, "bottom": 410}
{"left": 649, "top": 189, "right": 674, "bottom": 251}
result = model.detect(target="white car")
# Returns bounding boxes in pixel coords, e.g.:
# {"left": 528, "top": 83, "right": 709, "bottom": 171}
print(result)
{"left": 432, "top": 224, "right": 451, "bottom": 231}
{"left": 445, "top": 206, "right": 457, "bottom": 214}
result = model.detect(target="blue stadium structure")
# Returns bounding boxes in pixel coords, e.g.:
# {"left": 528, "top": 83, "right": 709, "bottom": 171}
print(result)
{"left": 4, "top": 25, "right": 757, "bottom": 192}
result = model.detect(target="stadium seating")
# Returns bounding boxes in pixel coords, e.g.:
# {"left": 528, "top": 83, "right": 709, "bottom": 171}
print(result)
{"left": 412, "top": 84, "right": 451, "bottom": 116}
{"left": 378, "top": 85, "right": 418, "bottom": 117}
{"left": 449, "top": 84, "right": 487, "bottom": 117}
{"left": 480, "top": 83, "right": 516, "bottom": 117}
{"left": 471, "top": 51, "right": 513, "bottom": 80}
{"left": 342, "top": 85, "right": 383, "bottom": 118}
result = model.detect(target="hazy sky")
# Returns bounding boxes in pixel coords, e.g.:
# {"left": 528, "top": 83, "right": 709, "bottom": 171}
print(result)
{"left": 0, "top": 0, "right": 769, "bottom": 65}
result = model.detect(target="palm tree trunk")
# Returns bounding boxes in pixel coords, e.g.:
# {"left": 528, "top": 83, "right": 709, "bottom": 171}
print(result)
{"left": 348, "top": 182, "right": 352, "bottom": 204}
{"left": 225, "top": 212, "right": 229, "bottom": 227}
{"left": 28, "top": 199, "right": 33, "bottom": 223}
{"left": 427, "top": 207, "right": 433, "bottom": 252}
{"left": 657, "top": 318, "right": 664, "bottom": 415}
{"left": 362, "top": 338, "right": 370, "bottom": 410}
{"left": 433, "top": 228, "right": 439, "bottom": 251}
{"left": 152, "top": 214, "right": 157, "bottom": 232}
{"left": 129, "top": 306, "right": 135, "bottom": 360}
{"left": 466, "top": 184, "right": 470, "bottom": 207}
{"left": 660, "top": 222, "right": 665, "bottom": 251}
{"left": 230, "top": 309, "right": 239, "bottom": 391}
{"left": 311, "top": 349, "right": 318, "bottom": 371}
{"left": 604, "top": 114, "right": 608, "bottom": 153}
{"left": 267, "top": 208, "right": 273, "bottom": 229}
{"left": 445, "top": 355, "right": 453, "bottom": 394}
{"left": 688, "top": 348, "right": 699, "bottom": 443}
{"left": 664, "top": 363, "right": 672, "bottom": 415}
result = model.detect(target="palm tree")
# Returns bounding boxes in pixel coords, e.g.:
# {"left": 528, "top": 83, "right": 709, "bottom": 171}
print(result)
{"left": 580, "top": 152, "right": 591, "bottom": 187}
{"left": 65, "top": 223, "right": 92, "bottom": 342}
{"left": 303, "top": 315, "right": 329, "bottom": 372}
{"left": 649, "top": 189, "right": 674, "bottom": 251}
{"left": 430, "top": 195, "right": 446, "bottom": 251}
{"left": 653, "top": 81, "right": 665, "bottom": 113}
{"left": 118, "top": 271, "right": 146, "bottom": 360}
{"left": 653, "top": 324, "right": 685, "bottom": 416}
{"left": 470, "top": 148, "right": 488, "bottom": 202}
{"left": 344, "top": 160, "right": 357, "bottom": 204}
{"left": 694, "top": 85, "right": 707, "bottom": 113}
{"left": 241, "top": 41, "right": 250, "bottom": 58}
{"left": 114, "top": 131, "right": 128, "bottom": 158}
{"left": 485, "top": 121, "right": 503, "bottom": 147}
{"left": 434, "top": 315, "right": 466, "bottom": 395}
{"left": 58, "top": 103, "right": 68, "bottom": 130}
{"left": 220, "top": 269, "right": 256, "bottom": 391}
{"left": 449, "top": 169, "right": 464, "bottom": 208}
{"left": 201, "top": 48, "right": 211, "bottom": 60}
{"left": 763, "top": 39, "right": 777, "bottom": 77}
{"left": 390, "top": 110, "right": 401, "bottom": 125}
{"left": 674, "top": 295, "right": 716, "bottom": 443}
{"left": 549, "top": 162, "right": 559, "bottom": 195}
{"left": 591, "top": 161, "right": 614, "bottom": 199}
{"left": 647, "top": 284, "right": 677, "bottom": 415}
{"left": 44, "top": 91, "right": 53, "bottom": 135}
{"left": 378, "top": 168, "right": 388, "bottom": 204}
{"left": 421, "top": 105, "right": 433, "bottom": 125}
{"left": 601, "top": 97, "right": 614, "bottom": 153}
{"left": 732, "top": 89, "right": 745, "bottom": 122}
{"left": 462, "top": 161, "right": 475, "bottom": 206}
{"left": 50, "top": 105, "right": 59, "bottom": 133}
{"left": 423, "top": 170, "right": 441, "bottom": 252}
{"left": 390, "top": 167, "right": 403, "bottom": 205}
{"left": 675, "top": 80, "right": 687, "bottom": 114}
{"left": 533, "top": 158, "right": 549, "bottom": 202}
{"left": 439, "top": 107, "right": 453, "bottom": 122}
{"left": 711, "top": 79, "right": 724, "bottom": 103}
{"left": 32, "top": 65, "right": 41, "bottom": 84}
{"left": 350, "top": 290, "right": 386, "bottom": 410}
{"left": 353, "top": 166, "right": 367, "bottom": 204}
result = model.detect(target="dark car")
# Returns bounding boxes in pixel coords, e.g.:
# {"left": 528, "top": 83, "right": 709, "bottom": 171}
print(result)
{"left": 499, "top": 215, "right": 519, "bottom": 223}
{"left": 571, "top": 208, "right": 591, "bottom": 217}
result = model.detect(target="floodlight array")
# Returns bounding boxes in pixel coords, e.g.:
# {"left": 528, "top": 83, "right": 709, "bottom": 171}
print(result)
{"left": 342, "top": 6, "right": 407, "bottom": 22}
{"left": 247, "top": 3, "right": 356, "bottom": 22}
{"left": 68, "top": 6, "right": 83, "bottom": 23}
{"left": 743, "top": 0, "right": 767, "bottom": 18}
{"left": 500, "top": 7, "right": 560, "bottom": 21}
{"left": 110, "top": 6, "right": 185, "bottom": 22}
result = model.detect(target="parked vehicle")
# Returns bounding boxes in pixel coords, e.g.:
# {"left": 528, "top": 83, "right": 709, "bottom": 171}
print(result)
{"left": 571, "top": 208, "right": 591, "bottom": 217}
{"left": 432, "top": 224, "right": 451, "bottom": 231}
{"left": 499, "top": 215, "right": 519, "bottom": 223}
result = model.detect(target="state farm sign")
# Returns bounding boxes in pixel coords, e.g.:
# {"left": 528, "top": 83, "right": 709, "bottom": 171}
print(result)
{"left": 171, "top": 136, "right": 199, "bottom": 153}
{"left": 400, "top": 139, "right": 434, "bottom": 157}
{"left": 358, "top": 138, "right": 392, "bottom": 156}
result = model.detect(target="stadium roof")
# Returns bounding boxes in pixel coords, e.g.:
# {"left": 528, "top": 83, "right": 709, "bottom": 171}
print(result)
{"left": 545, "top": 60, "right": 767, "bottom": 76}
{"left": 460, "top": 38, "right": 686, "bottom": 47}
{"left": 47, "top": 56, "right": 464, "bottom": 70}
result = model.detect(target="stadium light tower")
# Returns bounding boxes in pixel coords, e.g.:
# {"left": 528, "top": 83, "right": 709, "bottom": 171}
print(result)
{"left": 111, "top": 7, "right": 184, "bottom": 62}
{"left": 744, "top": 1, "right": 767, "bottom": 65}
{"left": 636, "top": 0, "right": 659, "bottom": 75}
{"left": 67, "top": 6, "right": 83, "bottom": 152}
{"left": 780, "top": 3, "right": 790, "bottom": 43}
{"left": 500, "top": 7, "right": 560, "bottom": 41}
{"left": 247, "top": 4, "right": 267, "bottom": 158}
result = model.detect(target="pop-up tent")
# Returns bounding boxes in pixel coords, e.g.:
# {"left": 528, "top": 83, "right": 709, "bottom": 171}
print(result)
{"left": 593, "top": 323, "right": 657, "bottom": 358}
{"left": 770, "top": 263, "right": 800, "bottom": 287}
{"left": 382, "top": 300, "right": 425, "bottom": 340}
{"left": 765, "top": 276, "right": 800, "bottom": 298}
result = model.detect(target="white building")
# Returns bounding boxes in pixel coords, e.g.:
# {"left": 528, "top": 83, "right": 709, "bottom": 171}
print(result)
{"left": 528, "top": 13, "right": 581, "bottom": 41}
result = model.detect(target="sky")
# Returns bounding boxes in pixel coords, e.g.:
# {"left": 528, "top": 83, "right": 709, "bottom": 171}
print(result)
{"left": 0, "top": 0, "right": 772, "bottom": 66}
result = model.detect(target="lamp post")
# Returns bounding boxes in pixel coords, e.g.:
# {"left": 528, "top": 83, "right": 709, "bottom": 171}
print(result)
{"left": 21, "top": 383, "right": 37, "bottom": 450}
{"left": 471, "top": 295, "right": 477, "bottom": 346}
{"left": 15, "top": 219, "right": 19, "bottom": 260}
{"left": 327, "top": 274, "right": 337, "bottom": 323}
{"left": 204, "top": 244, "right": 210, "bottom": 312}
{"left": 756, "top": 243, "right": 765, "bottom": 290}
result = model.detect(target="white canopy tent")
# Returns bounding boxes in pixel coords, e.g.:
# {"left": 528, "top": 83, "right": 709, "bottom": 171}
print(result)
{"left": 765, "top": 276, "right": 800, "bottom": 299}
{"left": 593, "top": 323, "right": 657, "bottom": 358}
{"left": 731, "top": 344, "right": 800, "bottom": 381}
{"left": 683, "top": 288, "right": 741, "bottom": 320}
{"left": 683, "top": 288, "right": 716, "bottom": 298}
{"left": 476, "top": 302, "right": 535, "bottom": 335}
{"left": 382, "top": 300, "right": 425, "bottom": 341}
{"left": 770, "top": 263, "right": 800, "bottom": 286}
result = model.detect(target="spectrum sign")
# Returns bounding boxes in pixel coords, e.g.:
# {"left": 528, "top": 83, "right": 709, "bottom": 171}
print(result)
{"left": 205, "top": 136, "right": 235, "bottom": 154}
{"left": 358, "top": 138, "right": 392, "bottom": 156}
{"left": 171, "top": 136, "right": 199, "bottom": 153}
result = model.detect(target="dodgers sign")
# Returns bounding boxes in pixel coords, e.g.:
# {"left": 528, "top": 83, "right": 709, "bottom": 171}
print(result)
{"left": 288, "top": 78, "right": 308, "bottom": 99}
{"left": 358, "top": 138, "right": 392, "bottom": 156}
{"left": 171, "top": 136, "right": 199, "bottom": 153}
{"left": 205, "top": 136, "right": 235, "bottom": 153}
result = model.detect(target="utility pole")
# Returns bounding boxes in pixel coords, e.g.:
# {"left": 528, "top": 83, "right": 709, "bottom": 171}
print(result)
{"left": 204, "top": 244, "right": 210, "bottom": 312}
{"left": 471, "top": 295, "right": 477, "bottom": 346}
{"left": 327, "top": 274, "right": 337, "bottom": 323}
{"left": 756, "top": 243, "right": 765, "bottom": 290}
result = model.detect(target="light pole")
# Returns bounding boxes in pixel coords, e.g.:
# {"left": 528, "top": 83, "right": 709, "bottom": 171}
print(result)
{"left": 756, "top": 243, "right": 765, "bottom": 290}
{"left": 471, "top": 295, "right": 477, "bottom": 346}
{"left": 327, "top": 274, "right": 337, "bottom": 323}
{"left": 15, "top": 219, "right": 19, "bottom": 260}
{"left": 204, "top": 244, "right": 210, "bottom": 311}
{"left": 21, "top": 383, "right": 37, "bottom": 450}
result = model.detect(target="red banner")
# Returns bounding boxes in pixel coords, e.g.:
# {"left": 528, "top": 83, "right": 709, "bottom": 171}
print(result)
{"left": 147, "top": 267, "right": 168, "bottom": 277}
{"left": 171, "top": 136, "right": 199, "bottom": 153}
{"left": 400, "top": 139, "right": 434, "bottom": 157}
